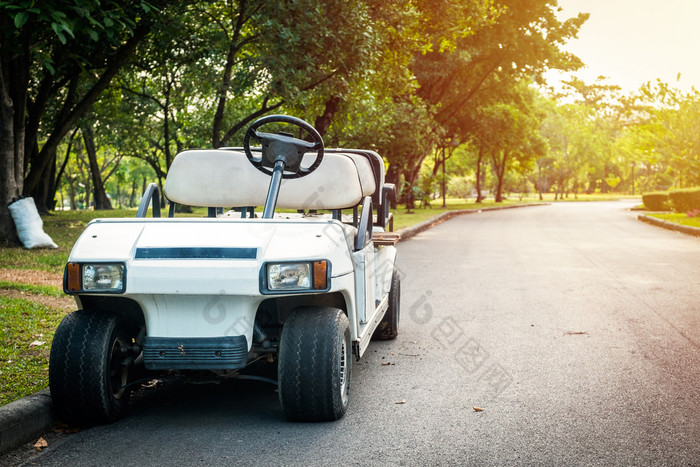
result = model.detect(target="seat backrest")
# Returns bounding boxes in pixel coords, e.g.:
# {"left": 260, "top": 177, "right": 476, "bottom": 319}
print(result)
{"left": 164, "top": 149, "right": 378, "bottom": 210}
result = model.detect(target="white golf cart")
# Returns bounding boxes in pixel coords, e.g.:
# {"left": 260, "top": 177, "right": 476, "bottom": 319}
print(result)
{"left": 49, "top": 115, "right": 400, "bottom": 424}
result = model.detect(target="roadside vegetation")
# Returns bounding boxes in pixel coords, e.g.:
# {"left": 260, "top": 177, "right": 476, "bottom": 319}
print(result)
{"left": 641, "top": 187, "right": 700, "bottom": 229}
{"left": 646, "top": 213, "right": 700, "bottom": 229}
{"left": 0, "top": 297, "right": 66, "bottom": 406}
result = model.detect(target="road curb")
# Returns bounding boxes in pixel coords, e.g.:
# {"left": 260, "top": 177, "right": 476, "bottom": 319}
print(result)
{"left": 0, "top": 201, "right": 546, "bottom": 457}
{"left": 0, "top": 388, "right": 53, "bottom": 455}
{"left": 396, "top": 203, "right": 549, "bottom": 242}
{"left": 637, "top": 214, "right": 700, "bottom": 237}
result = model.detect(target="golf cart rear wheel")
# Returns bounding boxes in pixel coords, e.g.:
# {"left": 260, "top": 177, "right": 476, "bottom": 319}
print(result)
{"left": 49, "top": 310, "right": 136, "bottom": 425}
{"left": 278, "top": 307, "right": 351, "bottom": 422}
{"left": 372, "top": 268, "right": 400, "bottom": 340}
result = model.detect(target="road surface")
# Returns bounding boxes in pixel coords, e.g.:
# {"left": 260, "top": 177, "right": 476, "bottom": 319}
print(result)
{"left": 8, "top": 201, "right": 700, "bottom": 465}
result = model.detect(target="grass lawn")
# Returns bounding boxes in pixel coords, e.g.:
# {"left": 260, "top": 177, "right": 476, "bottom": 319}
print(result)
{"left": 0, "top": 296, "right": 66, "bottom": 406}
{"left": 391, "top": 198, "right": 538, "bottom": 230}
{"left": 647, "top": 212, "right": 700, "bottom": 229}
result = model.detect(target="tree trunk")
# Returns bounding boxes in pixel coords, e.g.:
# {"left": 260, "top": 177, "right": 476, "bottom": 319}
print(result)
{"left": 475, "top": 144, "right": 484, "bottom": 203}
{"left": 82, "top": 125, "right": 112, "bottom": 210}
{"left": 212, "top": 39, "right": 240, "bottom": 148}
{"left": 314, "top": 95, "right": 341, "bottom": 137}
{"left": 163, "top": 80, "right": 173, "bottom": 169}
{"left": 52, "top": 130, "right": 76, "bottom": 207}
{"left": 0, "top": 44, "right": 28, "bottom": 243}
{"left": 0, "top": 67, "right": 20, "bottom": 243}
{"left": 129, "top": 179, "right": 137, "bottom": 207}
{"left": 68, "top": 179, "right": 78, "bottom": 210}
{"left": 492, "top": 150, "right": 508, "bottom": 203}
{"left": 83, "top": 176, "right": 91, "bottom": 209}
{"left": 386, "top": 163, "right": 400, "bottom": 186}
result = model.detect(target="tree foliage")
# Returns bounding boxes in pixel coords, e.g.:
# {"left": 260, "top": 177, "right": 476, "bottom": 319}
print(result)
{"left": 0, "top": 0, "right": 163, "bottom": 241}
{"left": 4, "top": 0, "right": 699, "bottom": 244}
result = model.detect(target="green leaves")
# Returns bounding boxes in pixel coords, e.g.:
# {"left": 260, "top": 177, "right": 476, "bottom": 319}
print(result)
{"left": 13, "top": 11, "right": 29, "bottom": 28}
{"left": 1, "top": 1, "right": 152, "bottom": 47}
{"left": 51, "top": 20, "right": 75, "bottom": 44}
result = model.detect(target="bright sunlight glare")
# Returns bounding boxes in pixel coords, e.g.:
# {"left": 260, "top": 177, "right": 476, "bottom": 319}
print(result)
{"left": 548, "top": 0, "right": 700, "bottom": 93}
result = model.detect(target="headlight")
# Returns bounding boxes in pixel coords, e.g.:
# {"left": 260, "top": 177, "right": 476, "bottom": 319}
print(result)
{"left": 263, "top": 260, "right": 329, "bottom": 293}
{"left": 268, "top": 263, "right": 311, "bottom": 290}
{"left": 65, "top": 262, "right": 126, "bottom": 293}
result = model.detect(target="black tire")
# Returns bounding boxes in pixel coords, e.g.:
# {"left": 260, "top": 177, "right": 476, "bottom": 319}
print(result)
{"left": 372, "top": 268, "right": 400, "bottom": 340}
{"left": 49, "top": 310, "right": 135, "bottom": 425}
{"left": 278, "top": 307, "right": 351, "bottom": 422}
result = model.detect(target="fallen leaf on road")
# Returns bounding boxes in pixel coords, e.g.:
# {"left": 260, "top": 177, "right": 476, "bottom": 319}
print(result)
{"left": 141, "top": 379, "right": 161, "bottom": 389}
{"left": 472, "top": 406, "right": 484, "bottom": 412}
{"left": 395, "top": 400, "right": 407, "bottom": 405}
{"left": 564, "top": 331, "right": 588, "bottom": 336}
{"left": 34, "top": 437, "right": 48, "bottom": 451}
{"left": 381, "top": 362, "right": 395, "bottom": 366}
{"left": 53, "top": 422, "right": 80, "bottom": 434}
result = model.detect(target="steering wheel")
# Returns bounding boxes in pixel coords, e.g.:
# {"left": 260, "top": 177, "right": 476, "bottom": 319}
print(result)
{"left": 243, "top": 115, "right": 324, "bottom": 179}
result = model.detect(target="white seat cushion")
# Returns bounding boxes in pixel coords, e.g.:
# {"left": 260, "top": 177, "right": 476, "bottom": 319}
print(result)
{"left": 164, "top": 149, "right": 377, "bottom": 209}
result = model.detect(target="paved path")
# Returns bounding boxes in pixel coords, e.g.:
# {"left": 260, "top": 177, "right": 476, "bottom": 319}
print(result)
{"left": 7, "top": 200, "right": 700, "bottom": 465}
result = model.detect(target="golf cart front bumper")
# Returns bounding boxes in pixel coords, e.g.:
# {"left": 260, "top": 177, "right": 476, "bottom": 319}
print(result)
{"left": 142, "top": 335, "right": 248, "bottom": 370}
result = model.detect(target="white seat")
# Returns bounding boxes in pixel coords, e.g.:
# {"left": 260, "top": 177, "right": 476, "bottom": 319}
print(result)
{"left": 164, "top": 149, "right": 377, "bottom": 210}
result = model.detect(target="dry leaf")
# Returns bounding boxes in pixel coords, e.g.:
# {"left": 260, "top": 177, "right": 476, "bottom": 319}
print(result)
{"left": 472, "top": 406, "right": 484, "bottom": 412}
{"left": 34, "top": 437, "right": 48, "bottom": 451}
{"left": 381, "top": 362, "right": 394, "bottom": 366}
{"left": 53, "top": 422, "right": 80, "bottom": 434}
{"left": 395, "top": 400, "right": 407, "bottom": 405}
{"left": 141, "top": 379, "right": 160, "bottom": 389}
{"left": 29, "top": 340, "right": 45, "bottom": 348}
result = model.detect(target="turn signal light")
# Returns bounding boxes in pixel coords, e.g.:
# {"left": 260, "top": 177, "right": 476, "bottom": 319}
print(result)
{"left": 313, "top": 260, "right": 328, "bottom": 290}
{"left": 65, "top": 262, "right": 81, "bottom": 292}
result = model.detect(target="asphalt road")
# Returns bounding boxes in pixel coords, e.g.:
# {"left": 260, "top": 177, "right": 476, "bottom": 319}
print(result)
{"left": 11, "top": 200, "right": 700, "bottom": 465}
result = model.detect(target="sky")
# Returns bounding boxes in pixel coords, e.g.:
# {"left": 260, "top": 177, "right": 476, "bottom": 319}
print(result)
{"left": 547, "top": 0, "right": 700, "bottom": 94}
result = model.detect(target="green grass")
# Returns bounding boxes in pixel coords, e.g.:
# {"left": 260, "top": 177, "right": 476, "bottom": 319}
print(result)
{"left": 391, "top": 199, "right": 538, "bottom": 231}
{"left": 648, "top": 212, "right": 700, "bottom": 229}
{"left": 0, "top": 296, "right": 66, "bottom": 406}
{"left": 530, "top": 193, "right": 637, "bottom": 202}
{"left": 0, "top": 281, "right": 65, "bottom": 297}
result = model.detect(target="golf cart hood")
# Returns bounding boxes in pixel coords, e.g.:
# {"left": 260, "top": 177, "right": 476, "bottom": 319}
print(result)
{"left": 68, "top": 218, "right": 353, "bottom": 295}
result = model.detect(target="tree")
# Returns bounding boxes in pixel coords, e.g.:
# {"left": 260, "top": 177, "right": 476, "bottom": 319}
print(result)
{"left": 0, "top": 0, "right": 161, "bottom": 243}
{"left": 81, "top": 124, "right": 114, "bottom": 210}
{"left": 632, "top": 81, "right": 700, "bottom": 188}
{"left": 405, "top": 0, "right": 588, "bottom": 192}
{"left": 199, "top": 0, "right": 377, "bottom": 147}
{"left": 472, "top": 83, "right": 545, "bottom": 202}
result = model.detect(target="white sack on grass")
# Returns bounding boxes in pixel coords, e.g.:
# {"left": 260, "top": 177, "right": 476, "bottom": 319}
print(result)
{"left": 8, "top": 197, "right": 58, "bottom": 249}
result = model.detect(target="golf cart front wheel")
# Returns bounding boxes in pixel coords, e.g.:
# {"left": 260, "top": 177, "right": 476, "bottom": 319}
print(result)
{"left": 278, "top": 307, "right": 351, "bottom": 422}
{"left": 49, "top": 310, "right": 136, "bottom": 425}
